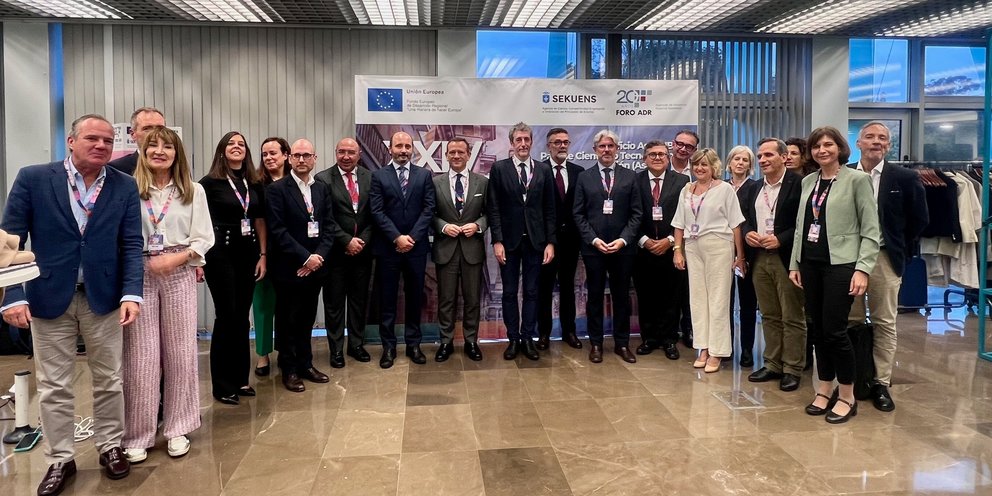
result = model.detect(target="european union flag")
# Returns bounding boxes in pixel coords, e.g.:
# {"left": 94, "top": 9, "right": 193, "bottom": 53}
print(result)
{"left": 368, "top": 88, "right": 403, "bottom": 112}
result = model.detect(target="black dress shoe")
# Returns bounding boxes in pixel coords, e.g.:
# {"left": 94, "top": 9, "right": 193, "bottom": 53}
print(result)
{"left": 406, "top": 345, "right": 427, "bottom": 364}
{"left": 330, "top": 351, "right": 346, "bottom": 369}
{"left": 503, "top": 340, "right": 520, "bottom": 360}
{"left": 348, "top": 346, "right": 372, "bottom": 362}
{"left": 521, "top": 339, "right": 540, "bottom": 361}
{"left": 825, "top": 398, "right": 858, "bottom": 424}
{"left": 871, "top": 383, "right": 896, "bottom": 412}
{"left": 435, "top": 342, "right": 454, "bottom": 362}
{"left": 615, "top": 346, "right": 636, "bottom": 363}
{"left": 663, "top": 343, "right": 680, "bottom": 360}
{"left": 563, "top": 333, "right": 582, "bottom": 349}
{"left": 38, "top": 460, "right": 76, "bottom": 496}
{"left": 805, "top": 388, "right": 838, "bottom": 416}
{"left": 464, "top": 342, "right": 483, "bottom": 361}
{"left": 747, "top": 367, "right": 784, "bottom": 383}
{"left": 589, "top": 344, "right": 603, "bottom": 363}
{"left": 237, "top": 386, "right": 256, "bottom": 397}
{"left": 636, "top": 342, "right": 658, "bottom": 355}
{"left": 282, "top": 372, "right": 305, "bottom": 392}
{"left": 98, "top": 447, "right": 130, "bottom": 480}
{"left": 680, "top": 331, "right": 693, "bottom": 349}
{"left": 380, "top": 347, "right": 396, "bottom": 369}
{"left": 721, "top": 352, "right": 734, "bottom": 363}
{"left": 254, "top": 364, "right": 270, "bottom": 377}
{"left": 779, "top": 374, "right": 801, "bottom": 392}
{"left": 536, "top": 335, "right": 550, "bottom": 350}
{"left": 300, "top": 367, "right": 330, "bottom": 383}
{"left": 215, "top": 393, "right": 239, "bottom": 405}
{"left": 739, "top": 349, "right": 754, "bottom": 368}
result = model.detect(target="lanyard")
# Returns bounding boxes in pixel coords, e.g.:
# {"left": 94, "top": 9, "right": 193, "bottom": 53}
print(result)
{"left": 688, "top": 182, "right": 711, "bottom": 220}
{"left": 64, "top": 159, "right": 105, "bottom": 232}
{"left": 811, "top": 174, "right": 834, "bottom": 223}
{"left": 600, "top": 168, "right": 613, "bottom": 198}
{"left": 301, "top": 184, "right": 315, "bottom": 221}
{"left": 144, "top": 187, "right": 176, "bottom": 231}
{"left": 761, "top": 182, "right": 778, "bottom": 217}
{"left": 226, "top": 176, "right": 250, "bottom": 219}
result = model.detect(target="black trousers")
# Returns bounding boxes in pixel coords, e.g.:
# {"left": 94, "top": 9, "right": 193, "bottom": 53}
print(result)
{"left": 584, "top": 250, "right": 634, "bottom": 346}
{"left": 323, "top": 253, "right": 372, "bottom": 354}
{"left": 274, "top": 275, "right": 322, "bottom": 374}
{"left": 538, "top": 236, "right": 580, "bottom": 338}
{"left": 633, "top": 250, "right": 680, "bottom": 346}
{"left": 677, "top": 269, "right": 692, "bottom": 334}
{"left": 203, "top": 237, "right": 258, "bottom": 398}
{"left": 376, "top": 252, "right": 426, "bottom": 348}
{"left": 730, "top": 268, "right": 758, "bottom": 352}
{"left": 800, "top": 260, "right": 857, "bottom": 384}
{"left": 500, "top": 241, "right": 543, "bottom": 340}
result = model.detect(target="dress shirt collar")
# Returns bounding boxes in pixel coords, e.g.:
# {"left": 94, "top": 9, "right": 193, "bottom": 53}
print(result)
{"left": 763, "top": 172, "right": 785, "bottom": 187}
{"left": 549, "top": 158, "right": 566, "bottom": 169}
{"left": 856, "top": 158, "right": 885, "bottom": 176}
{"left": 598, "top": 163, "right": 614, "bottom": 173}
{"left": 512, "top": 156, "right": 532, "bottom": 168}
{"left": 149, "top": 179, "right": 176, "bottom": 192}
{"left": 338, "top": 165, "right": 358, "bottom": 178}
{"left": 66, "top": 156, "right": 107, "bottom": 185}
{"left": 391, "top": 161, "right": 410, "bottom": 172}
{"left": 648, "top": 169, "right": 666, "bottom": 180}
{"left": 449, "top": 168, "right": 468, "bottom": 181}
{"left": 290, "top": 169, "right": 315, "bottom": 187}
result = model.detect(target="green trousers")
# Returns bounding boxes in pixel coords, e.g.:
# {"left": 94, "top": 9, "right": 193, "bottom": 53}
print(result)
{"left": 252, "top": 278, "right": 276, "bottom": 356}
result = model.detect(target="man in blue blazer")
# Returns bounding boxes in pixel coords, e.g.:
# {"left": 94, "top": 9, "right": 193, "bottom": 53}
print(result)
{"left": 847, "top": 121, "right": 929, "bottom": 413}
{"left": 369, "top": 131, "right": 436, "bottom": 368}
{"left": 1, "top": 115, "right": 143, "bottom": 495}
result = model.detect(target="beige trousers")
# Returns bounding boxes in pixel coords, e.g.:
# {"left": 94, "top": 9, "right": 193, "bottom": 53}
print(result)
{"left": 848, "top": 250, "right": 901, "bottom": 386}
{"left": 685, "top": 233, "right": 734, "bottom": 357}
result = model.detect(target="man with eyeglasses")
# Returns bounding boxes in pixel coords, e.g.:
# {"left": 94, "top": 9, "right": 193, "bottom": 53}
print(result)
{"left": 266, "top": 138, "right": 335, "bottom": 392}
{"left": 537, "top": 128, "right": 584, "bottom": 350}
{"left": 670, "top": 129, "right": 699, "bottom": 347}
{"left": 369, "top": 131, "right": 436, "bottom": 368}
{"left": 633, "top": 141, "right": 690, "bottom": 360}
{"left": 315, "top": 138, "right": 374, "bottom": 368}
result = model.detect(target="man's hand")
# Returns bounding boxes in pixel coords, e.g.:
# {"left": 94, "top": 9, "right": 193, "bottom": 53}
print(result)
{"left": 395, "top": 235, "right": 415, "bottom": 253}
{"left": 494, "top": 242, "right": 506, "bottom": 265}
{"left": 2, "top": 304, "right": 31, "bottom": 328}
{"left": 345, "top": 238, "right": 365, "bottom": 256}
{"left": 606, "top": 239, "right": 625, "bottom": 253}
{"left": 120, "top": 301, "right": 140, "bottom": 326}
{"left": 593, "top": 239, "right": 611, "bottom": 254}
{"left": 461, "top": 223, "right": 480, "bottom": 237}
{"left": 304, "top": 254, "right": 323, "bottom": 270}
{"left": 745, "top": 231, "right": 763, "bottom": 248}
{"left": 542, "top": 243, "right": 555, "bottom": 265}
{"left": 442, "top": 224, "right": 461, "bottom": 237}
{"left": 759, "top": 235, "right": 781, "bottom": 250}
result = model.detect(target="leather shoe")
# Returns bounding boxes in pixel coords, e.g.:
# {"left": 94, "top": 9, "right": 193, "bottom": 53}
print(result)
{"left": 520, "top": 339, "right": 540, "bottom": 361}
{"left": 747, "top": 367, "right": 784, "bottom": 383}
{"left": 464, "top": 341, "right": 483, "bottom": 361}
{"left": 300, "top": 367, "right": 330, "bottom": 383}
{"left": 739, "top": 349, "right": 754, "bottom": 368}
{"left": 503, "top": 340, "right": 520, "bottom": 360}
{"left": 680, "top": 331, "right": 693, "bottom": 348}
{"left": 805, "top": 387, "right": 838, "bottom": 416}
{"left": 98, "top": 447, "right": 130, "bottom": 480}
{"left": 779, "top": 374, "right": 801, "bottom": 392}
{"left": 825, "top": 397, "right": 858, "bottom": 424}
{"left": 615, "top": 346, "right": 636, "bottom": 363}
{"left": 38, "top": 460, "right": 76, "bottom": 496}
{"left": 435, "top": 342, "right": 454, "bottom": 362}
{"left": 330, "top": 351, "right": 345, "bottom": 369}
{"left": 214, "top": 393, "right": 239, "bottom": 405}
{"left": 282, "top": 372, "right": 305, "bottom": 392}
{"left": 406, "top": 345, "right": 427, "bottom": 364}
{"left": 663, "top": 343, "right": 680, "bottom": 360}
{"left": 563, "top": 333, "right": 582, "bottom": 349}
{"left": 589, "top": 344, "right": 603, "bottom": 363}
{"left": 347, "top": 346, "right": 372, "bottom": 362}
{"left": 254, "top": 364, "right": 270, "bottom": 377}
{"left": 636, "top": 341, "right": 658, "bottom": 355}
{"left": 380, "top": 347, "right": 396, "bottom": 369}
{"left": 536, "top": 335, "right": 550, "bottom": 350}
{"left": 237, "top": 385, "right": 256, "bottom": 396}
{"left": 871, "top": 383, "right": 896, "bottom": 412}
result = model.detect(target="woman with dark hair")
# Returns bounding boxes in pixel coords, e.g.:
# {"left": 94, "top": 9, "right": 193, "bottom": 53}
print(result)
{"left": 252, "top": 137, "right": 290, "bottom": 376}
{"left": 785, "top": 137, "right": 818, "bottom": 176}
{"left": 789, "top": 126, "right": 879, "bottom": 424}
{"left": 199, "top": 131, "right": 268, "bottom": 405}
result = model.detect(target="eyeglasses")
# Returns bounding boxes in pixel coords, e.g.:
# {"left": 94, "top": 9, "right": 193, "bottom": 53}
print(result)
{"left": 646, "top": 152, "right": 669, "bottom": 160}
{"left": 291, "top": 153, "right": 315, "bottom": 161}
{"left": 672, "top": 140, "right": 697, "bottom": 151}
{"left": 550, "top": 140, "right": 571, "bottom": 147}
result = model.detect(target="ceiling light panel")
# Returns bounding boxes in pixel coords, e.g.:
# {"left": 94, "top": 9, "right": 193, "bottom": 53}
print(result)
{"left": 758, "top": 0, "right": 928, "bottom": 35}
{"left": 505, "top": 0, "right": 570, "bottom": 28}
{"left": 4, "top": 0, "right": 127, "bottom": 19}
{"left": 162, "top": 0, "right": 272, "bottom": 22}
{"left": 634, "top": 0, "right": 764, "bottom": 31}
{"left": 881, "top": 3, "right": 992, "bottom": 36}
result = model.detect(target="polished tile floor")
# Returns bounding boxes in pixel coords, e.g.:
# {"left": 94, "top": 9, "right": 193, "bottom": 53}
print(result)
{"left": 2, "top": 304, "right": 992, "bottom": 495}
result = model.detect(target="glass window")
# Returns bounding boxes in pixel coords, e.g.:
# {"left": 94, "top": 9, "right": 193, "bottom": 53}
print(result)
{"left": 590, "top": 37, "right": 607, "bottom": 79}
{"left": 923, "top": 111, "right": 985, "bottom": 161}
{"left": 848, "top": 119, "right": 903, "bottom": 164}
{"left": 848, "top": 39, "right": 909, "bottom": 103}
{"left": 476, "top": 31, "right": 577, "bottom": 79}
{"left": 621, "top": 38, "right": 777, "bottom": 94}
{"left": 924, "top": 46, "right": 987, "bottom": 97}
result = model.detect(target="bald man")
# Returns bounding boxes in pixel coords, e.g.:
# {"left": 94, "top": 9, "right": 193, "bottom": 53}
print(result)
{"left": 266, "top": 138, "right": 336, "bottom": 392}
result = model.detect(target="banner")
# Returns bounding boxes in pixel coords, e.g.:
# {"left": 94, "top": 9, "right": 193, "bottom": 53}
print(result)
{"left": 355, "top": 76, "right": 698, "bottom": 341}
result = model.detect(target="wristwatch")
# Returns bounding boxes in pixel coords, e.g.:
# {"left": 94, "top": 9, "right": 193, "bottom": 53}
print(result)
{"left": 667, "top": 235, "right": 675, "bottom": 244}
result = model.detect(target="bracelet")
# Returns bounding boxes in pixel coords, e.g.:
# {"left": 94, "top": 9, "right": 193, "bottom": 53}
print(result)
{"left": 673, "top": 245, "right": 682, "bottom": 251}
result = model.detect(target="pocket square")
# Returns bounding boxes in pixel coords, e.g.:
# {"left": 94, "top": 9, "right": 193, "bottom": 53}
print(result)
{"left": 473, "top": 193, "right": 483, "bottom": 197}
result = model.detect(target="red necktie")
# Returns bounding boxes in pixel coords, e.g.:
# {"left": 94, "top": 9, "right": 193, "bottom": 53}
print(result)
{"left": 346, "top": 171, "right": 359, "bottom": 235}
{"left": 652, "top": 178, "right": 661, "bottom": 205}
{"left": 555, "top": 165, "right": 566, "bottom": 200}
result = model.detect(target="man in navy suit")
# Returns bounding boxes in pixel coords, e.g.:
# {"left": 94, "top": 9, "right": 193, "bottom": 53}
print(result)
{"left": 1, "top": 114, "right": 143, "bottom": 495}
{"left": 369, "top": 131, "right": 436, "bottom": 368}
{"left": 266, "top": 138, "right": 335, "bottom": 392}
{"left": 848, "top": 121, "right": 928, "bottom": 412}
{"left": 573, "top": 129, "right": 642, "bottom": 363}
{"left": 107, "top": 107, "right": 166, "bottom": 176}
{"left": 486, "top": 122, "right": 556, "bottom": 361}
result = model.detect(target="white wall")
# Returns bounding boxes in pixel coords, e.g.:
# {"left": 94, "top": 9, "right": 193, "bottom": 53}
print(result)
{"left": 811, "top": 37, "right": 849, "bottom": 131}
{"left": 3, "top": 22, "right": 53, "bottom": 195}
{"left": 437, "top": 30, "right": 476, "bottom": 77}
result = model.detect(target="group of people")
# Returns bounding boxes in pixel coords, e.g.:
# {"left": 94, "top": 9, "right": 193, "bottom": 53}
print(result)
{"left": 0, "top": 106, "right": 928, "bottom": 496}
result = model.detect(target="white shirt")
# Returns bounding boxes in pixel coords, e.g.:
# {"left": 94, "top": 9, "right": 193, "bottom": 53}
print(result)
{"left": 671, "top": 163, "right": 692, "bottom": 176}
{"left": 140, "top": 181, "right": 215, "bottom": 267}
{"left": 856, "top": 159, "right": 884, "bottom": 203}
{"left": 448, "top": 168, "right": 469, "bottom": 209}
{"left": 671, "top": 180, "right": 745, "bottom": 242}
{"left": 754, "top": 173, "right": 784, "bottom": 238}
{"left": 549, "top": 158, "right": 569, "bottom": 192}
{"left": 291, "top": 170, "right": 316, "bottom": 215}
{"left": 512, "top": 156, "right": 533, "bottom": 185}
{"left": 638, "top": 170, "right": 670, "bottom": 248}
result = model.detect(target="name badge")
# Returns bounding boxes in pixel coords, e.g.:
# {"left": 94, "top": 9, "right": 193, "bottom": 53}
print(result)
{"left": 689, "top": 223, "right": 700, "bottom": 238}
{"left": 308, "top": 221, "right": 320, "bottom": 238}
{"left": 807, "top": 223, "right": 821, "bottom": 242}
{"left": 764, "top": 218, "right": 775, "bottom": 235}
{"left": 652, "top": 206, "right": 663, "bottom": 221}
{"left": 603, "top": 199, "right": 614, "bottom": 215}
{"left": 241, "top": 218, "right": 252, "bottom": 236}
{"left": 148, "top": 232, "right": 164, "bottom": 254}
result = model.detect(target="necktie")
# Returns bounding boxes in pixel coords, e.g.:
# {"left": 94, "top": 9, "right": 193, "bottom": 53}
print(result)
{"left": 454, "top": 173, "right": 464, "bottom": 215}
{"left": 603, "top": 167, "right": 612, "bottom": 193}
{"left": 398, "top": 166, "right": 408, "bottom": 197}
{"left": 555, "top": 165, "right": 566, "bottom": 200}
{"left": 519, "top": 163, "right": 528, "bottom": 189}
{"left": 652, "top": 178, "right": 661, "bottom": 205}
{"left": 346, "top": 171, "right": 359, "bottom": 207}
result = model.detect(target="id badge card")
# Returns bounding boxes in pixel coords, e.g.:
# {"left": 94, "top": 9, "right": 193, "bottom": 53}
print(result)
{"left": 807, "top": 223, "right": 821, "bottom": 242}
{"left": 307, "top": 221, "right": 320, "bottom": 238}
{"left": 764, "top": 218, "right": 775, "bottom": 235}
{"left": 148, "top": 232, "right": 165, "bottom": 253}
{"left": 652, "top": 206, "right": 664, "bottom": 221}
{"left": 240, "top": 218, "right": 252, "bottom": 236}
{"left": 603, "top": 199, "right": 614, "bottom": 215}
{"left": 689, "top": 223, "right": 700, "bottom": 238}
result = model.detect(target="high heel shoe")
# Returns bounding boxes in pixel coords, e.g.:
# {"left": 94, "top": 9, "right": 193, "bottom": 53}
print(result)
{"left": 693, "top": 352, "right": 707, "bottom": 368}
{"left": 704, "top": 357, "right": 721, "bottom": 373}
{"left": 255, "top": 356, "right": 270, "bottom": 377}
{"left": 805, "top": 387, "right": 839, "bottom": 416}
{"left": 825, "top": 397, "right": 858, "bottom": 424}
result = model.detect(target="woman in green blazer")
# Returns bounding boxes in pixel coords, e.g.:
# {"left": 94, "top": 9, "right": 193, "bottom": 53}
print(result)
{"left": 788, "top": 126, "right": 880, "bottom": 424}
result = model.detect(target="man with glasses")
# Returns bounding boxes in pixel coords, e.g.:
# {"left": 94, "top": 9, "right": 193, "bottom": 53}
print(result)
{"left": 537, "top": 128, "right": 584, "bottom": 350}
{"left": 369, "top": 131, "right": 436, "bottom": 368}
{"left": 670, "top": 129, "right": 699, "bottom": 346}
{"left": 634, "top": 141, "right": 689, "bottom": 360}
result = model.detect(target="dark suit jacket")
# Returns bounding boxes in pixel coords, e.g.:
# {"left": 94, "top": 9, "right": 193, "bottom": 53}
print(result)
{"left": 847, "top": 161, "right": 929, "bottom": 276}
{"left": 432, "top": 172, "right": 488, "bottom": 265}
{"left": 572, "top": 165, "right": 642, "bottom": 256}
{"left": 315, "top": 164, "right": 374, "bottom": 258}
{"left": 265, "top": 175, "right": 335, "bottom": 283}
{"left": 739, "top": 170, "right": 803, "bottom": 270}
{"left": 1, "top": 161, "right": 144, "bottom": 318}
{"left": 369, "top": 163, "right": 436, "bottom": 257}
{"left": 107, "top": 152, "right": 139, "bottom": 176}
{"left": 540, "top": 159, "right": 584, "bottom": 248}
{"left": 486, "top": 158, "right": 557, "bottom": 251}
{"left": 635, "top": 169, "right": 690, "bottom": 246}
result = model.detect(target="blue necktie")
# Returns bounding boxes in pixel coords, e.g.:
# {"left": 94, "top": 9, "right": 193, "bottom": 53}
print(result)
{"left": 398, "top": 166, "right": 408, "bottom": 197}
{"left": 454, "top": 173, "right": 464, "bottom": 215}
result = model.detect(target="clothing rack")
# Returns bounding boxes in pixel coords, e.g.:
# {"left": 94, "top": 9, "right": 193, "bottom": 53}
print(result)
{"left": 891, "top": 160, "right": 984, "bottom": 170}
{"left": 979, "top": 31, "right": 992, "bottom": 363}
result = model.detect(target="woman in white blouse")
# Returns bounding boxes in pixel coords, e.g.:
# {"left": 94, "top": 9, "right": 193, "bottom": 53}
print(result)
{"left": 121, "top": 126, "right": 214, "bottom": 463}
{"left": 672, "top": 148, "right": 746, "bottom": 373}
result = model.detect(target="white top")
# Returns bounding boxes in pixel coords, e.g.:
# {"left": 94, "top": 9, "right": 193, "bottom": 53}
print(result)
{"left": 671, "top": 180, "right": 744, "bottom": 242}
{"left": 856, "top": 159, "right": 884, "bottom": 203}
{"left": 754, "top": 174, "right": 784, "bottom": 236}
{"left": 548, "top": 158, "right": 569, "bottom": 192}
{"left": 448, "top": 169, "right": 469, "bottom": 209}
{"left": 291, "top": 170, "right": 316, "bottom": 209}
{"left": 140, "top": 181, "right": 215, "bottom": 266}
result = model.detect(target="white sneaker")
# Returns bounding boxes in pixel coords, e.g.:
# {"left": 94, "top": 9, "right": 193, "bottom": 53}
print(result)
{"left": 124, "top": 448, "right": 147, "bottom": 463}
{"left": 167, "top": 435, "right": 190, "bottom": 457}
